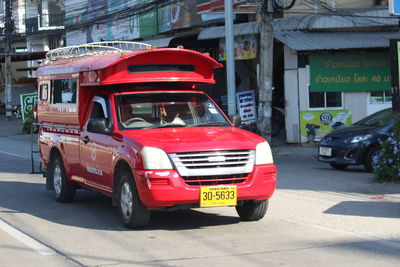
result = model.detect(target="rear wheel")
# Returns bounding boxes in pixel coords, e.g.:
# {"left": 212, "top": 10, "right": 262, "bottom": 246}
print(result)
{"left": 236, "top": 200, "right": 268, "bottom": 221}
{"left": 364, "top": 147, "right": 380, "bottom": 172}
{"left": 329, "top": 163, "right": 348, "bottom": 170}
{"left": 118, "top": 171, "right": 151, "bottom": 228}
{"left": 271, "top": 119, "right": 280, "bottom": 137}
{"left": 51, "top": 156, "right": 76, "bottom": 202}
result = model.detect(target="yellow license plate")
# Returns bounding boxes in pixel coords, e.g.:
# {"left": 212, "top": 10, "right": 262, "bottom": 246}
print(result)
{"left": 200, "top": 185, "right": 237, "bottom": 207}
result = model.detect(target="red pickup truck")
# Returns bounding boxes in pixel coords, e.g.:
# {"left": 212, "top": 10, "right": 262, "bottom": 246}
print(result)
{"left": 36, "top": 42, "right": 277, "bottom": 228}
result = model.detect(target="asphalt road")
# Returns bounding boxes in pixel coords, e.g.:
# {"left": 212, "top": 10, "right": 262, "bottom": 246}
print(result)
{"left": 0, "top": 138, "right": 400, "bottom": 266}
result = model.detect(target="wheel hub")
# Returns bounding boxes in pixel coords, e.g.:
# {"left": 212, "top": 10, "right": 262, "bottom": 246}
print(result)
{"left": 53, "top": 164, "right": 62, "bottom": 195}
{"left": 120, "top": 182, "right": 133, "bottom": 219}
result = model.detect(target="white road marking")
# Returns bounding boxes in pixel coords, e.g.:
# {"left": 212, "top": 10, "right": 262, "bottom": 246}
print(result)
{"left": 0, "top": 218, "right": 56, "bottom": 256}
{"left": 0, "top": 150, "right": 29, "bottom": 159}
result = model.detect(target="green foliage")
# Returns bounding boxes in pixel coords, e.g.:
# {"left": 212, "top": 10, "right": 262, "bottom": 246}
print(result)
{"left": 374, "top": 121, "right": 400, "bottom": 183}
{"left": 21, "top": 108, "right": 37, "bottom": 134}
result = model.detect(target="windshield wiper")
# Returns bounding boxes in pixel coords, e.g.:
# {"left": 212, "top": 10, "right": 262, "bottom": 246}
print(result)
{"left": 144, "top": 123, "right": 187, "bottom": 129}
{"left": 192, "top": 122, "right": 230, "bottom": 127}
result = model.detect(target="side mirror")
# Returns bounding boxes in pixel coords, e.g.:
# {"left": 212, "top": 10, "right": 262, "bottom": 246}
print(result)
{"left": 87, "top": 118, "right": 112, "bottom": 134}
{"left": 229, "top": 114, "right": 242, "bottom": 127}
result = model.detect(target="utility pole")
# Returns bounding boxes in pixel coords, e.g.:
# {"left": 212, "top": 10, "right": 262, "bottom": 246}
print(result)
{"left": 390, "top": 39, "right": 400, "bottom": 113}
{"left": 4, "top": 0, "right": 13, "bottom": 119}
{"left": 257, "top": 0, "right": 274, "bottom": 140}
{"left": 225, "top": 0, "right": 236, "bottom": 115}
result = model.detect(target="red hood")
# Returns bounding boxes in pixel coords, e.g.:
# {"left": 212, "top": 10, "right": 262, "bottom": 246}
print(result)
{"left": 120, "top": 127, "right": 265, "bottom": 153}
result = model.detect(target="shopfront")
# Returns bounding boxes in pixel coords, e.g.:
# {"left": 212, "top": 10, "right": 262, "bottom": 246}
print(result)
{"left": 299, "top": 52, "right": 392, "bottom": 142}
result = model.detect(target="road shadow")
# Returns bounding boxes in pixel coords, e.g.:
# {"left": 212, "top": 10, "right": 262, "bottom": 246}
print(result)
{"left": 0, "top": 181, "right": 240, "bottom": 231}
{"left": 275, "top": 157, "right": 400, "bottom": 196}
{"left": 324, "top": 201, "right": 400, "bottom": 218}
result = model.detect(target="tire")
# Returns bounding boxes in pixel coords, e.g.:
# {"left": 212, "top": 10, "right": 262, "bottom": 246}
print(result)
{"left": 364, "top": 147, "right": 380, "bottom": 172}
{"left": 236, "top": 199, "right": 268, "bottom": 221}
{"left": 118, "top": 171, "right": 151, "bottom": 228}
{"left": 51, "top": 156, "right": 76, "bottom": 202}
{"left": 329, "top": 163, "right": 348, "bottom": 170}
{"left": 271, "top": 119, "right": 280, "bottom": 137}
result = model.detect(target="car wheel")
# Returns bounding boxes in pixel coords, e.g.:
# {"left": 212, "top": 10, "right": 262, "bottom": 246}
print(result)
{"left": 51, "top": 156, "right": 76, "bottom": 202}
{"left": 235, "top": 199, "right": 268, "bottom": 221}
{"left": 118, "top": 171, "right": 151, "bottom": 228}
{"left": 329, "top": 163, "right": 348, "bottom": 170}
{"left": 364, "top": 146, "right": 380, "bottom": 172}
{"left": 271, "top": 119, "right": 280, "bottom": 137}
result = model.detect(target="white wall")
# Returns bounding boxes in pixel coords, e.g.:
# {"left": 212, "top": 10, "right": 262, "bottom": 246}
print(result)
{"left": 299, "top": 66, "right": 309, "bottom": 111}
{"left": 284, "top": 46, "right": 301, "bottom": 143}
{"left": 344, "top": 92, "right": 367, "bottom": 123}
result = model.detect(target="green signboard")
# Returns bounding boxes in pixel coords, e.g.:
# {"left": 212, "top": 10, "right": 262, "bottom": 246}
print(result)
{"left": 20, "top": 93, "right": 38, "bottom": 121}
{"left": 140, "top": 6, "right": 157, "bottom": 38}
{"left": 310, "top": 53, "right": 391, "bottom": 92}
{"left": 300, "top": 110, "right": 352, "bottom": 142}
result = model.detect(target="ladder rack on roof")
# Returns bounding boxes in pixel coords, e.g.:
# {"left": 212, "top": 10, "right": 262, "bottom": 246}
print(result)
{"left": 45, "top": 41, "right": 152, "bottom": 61}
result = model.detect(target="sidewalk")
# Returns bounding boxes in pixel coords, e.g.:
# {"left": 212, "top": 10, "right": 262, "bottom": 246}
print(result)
{"left": 0, "top": 116, "right": 33, "bottom": 142}
{"left": 271, "top": 142, "right": 318, "bottom": 158}
{"left": 0, "top": 115, "right": 317, "bottom": 157}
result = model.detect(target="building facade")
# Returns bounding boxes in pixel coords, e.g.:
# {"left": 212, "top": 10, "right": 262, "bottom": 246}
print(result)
{"left": 274, "top": 1, "right": 395, "bottom": 143}
{"left": 1, "top": 0, "right": 396, "bottom": 143}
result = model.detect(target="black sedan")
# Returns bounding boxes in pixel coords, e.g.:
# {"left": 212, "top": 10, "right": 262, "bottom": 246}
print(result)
{"left": 318, "top": 108, "right": 400, "bottom": 172}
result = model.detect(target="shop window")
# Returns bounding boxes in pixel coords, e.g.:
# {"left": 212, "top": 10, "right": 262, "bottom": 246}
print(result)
{"left": 370, "top": 91, "right": 392, "bottom": 104}
{"left": 15, "top": 47, "right": 28, "bottom": 53}
{"left": 51, "top": 79, "right": 77, "bottom": 104}
{"left": 309, "top": 91, "right": 342, "bottom": 109}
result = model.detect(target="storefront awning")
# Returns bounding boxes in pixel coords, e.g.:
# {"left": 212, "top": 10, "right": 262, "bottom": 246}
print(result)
{"left": 273, "top": 31, "right": 400, "bottom": 51}
{"left": 198, "top": 21, "right": 260, "bottom": 40}
{"left": 143, "top": 37, "right": 174, "bottom": 48}
{"left": 0, "top": 51, "right": 46, "bottom": 62}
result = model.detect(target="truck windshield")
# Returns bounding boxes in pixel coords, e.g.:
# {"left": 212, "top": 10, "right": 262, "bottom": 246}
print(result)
{"left": 115, "top": 92, "right": 230, "bottom": 130}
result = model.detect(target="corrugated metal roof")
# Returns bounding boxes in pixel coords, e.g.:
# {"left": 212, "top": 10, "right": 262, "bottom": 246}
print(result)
{"left": 143, "top": 37, "right": 173, "bottom": 48}
{"left": 273, "top": 7, "right": 397, "bottom": 31}
{"left": 198, "top": 7, "right": 397, "bottom": 40}
{"left": 198, "top": 21, "right": 261, "bottom": 40}
{"left": 273, "top": 31, "right": 400, "bottom": 51}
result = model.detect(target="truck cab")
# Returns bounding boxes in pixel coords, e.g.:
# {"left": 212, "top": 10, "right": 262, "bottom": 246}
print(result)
{"left": 37, "top": 42, "right": 276, "bottom": 228}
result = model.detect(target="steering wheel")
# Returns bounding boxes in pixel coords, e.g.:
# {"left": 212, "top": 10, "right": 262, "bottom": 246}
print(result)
{"left": 124, "top": 117, "right": 146, "bottom": 126}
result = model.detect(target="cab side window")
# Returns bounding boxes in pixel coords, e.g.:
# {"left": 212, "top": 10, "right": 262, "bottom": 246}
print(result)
{"left": 90, "top": 102, "right": 106, "bottom": 119}
{"left": 87, "top": 96, "right": 111, "bottom": 134}
{"left": 90, "top": 96, "right": 109, "bottom": 119}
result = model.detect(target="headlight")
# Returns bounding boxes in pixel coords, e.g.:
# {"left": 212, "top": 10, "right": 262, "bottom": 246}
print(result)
{"left": 255, "top": 141, "right": 274, "bottom": 165}
{"left": 350, "top": 134, "right": 371, "bottom": 143}
{"left": 141, "top": 147, "right": 173, "bottom": 170}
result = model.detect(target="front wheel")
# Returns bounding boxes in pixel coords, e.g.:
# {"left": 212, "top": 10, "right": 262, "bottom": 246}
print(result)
{"left": 236, "top": 200, "right": 268, "bottom": 221}
{"left": 364, "top": 147, "right": 380, "bottom": 172}
{"left": 51, "top": 156, "right": 76, "bottom": 202}
{"left": 118, "top": 171, "right": 151, "bottom": 228}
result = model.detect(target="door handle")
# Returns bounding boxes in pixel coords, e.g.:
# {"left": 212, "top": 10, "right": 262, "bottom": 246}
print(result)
{"left": 82, "top": 136, "right": 90, "bottom": 144}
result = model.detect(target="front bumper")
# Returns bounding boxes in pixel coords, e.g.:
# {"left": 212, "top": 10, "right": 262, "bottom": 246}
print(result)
{"left": 318, "top": 143, "right": 368, "bottom": 165}
{"left": 134, "top": 164, "right": 277, "bottom": 208}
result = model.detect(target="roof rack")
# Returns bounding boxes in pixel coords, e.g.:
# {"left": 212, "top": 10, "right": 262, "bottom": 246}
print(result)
{"left": 45, "top": 41, "right": 152, "bottom": 61}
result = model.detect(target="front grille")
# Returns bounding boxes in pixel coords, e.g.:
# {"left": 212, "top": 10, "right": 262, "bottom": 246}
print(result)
{"left": 182, "top": 173, "right": 248, "bottom": 186}
{"left": 169, "top": 150, "right": 255, "bottom": 178}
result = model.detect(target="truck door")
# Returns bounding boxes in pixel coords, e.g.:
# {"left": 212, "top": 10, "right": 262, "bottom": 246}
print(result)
{"left": 80, "top": 96, "right": 113, "bottom": 192}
